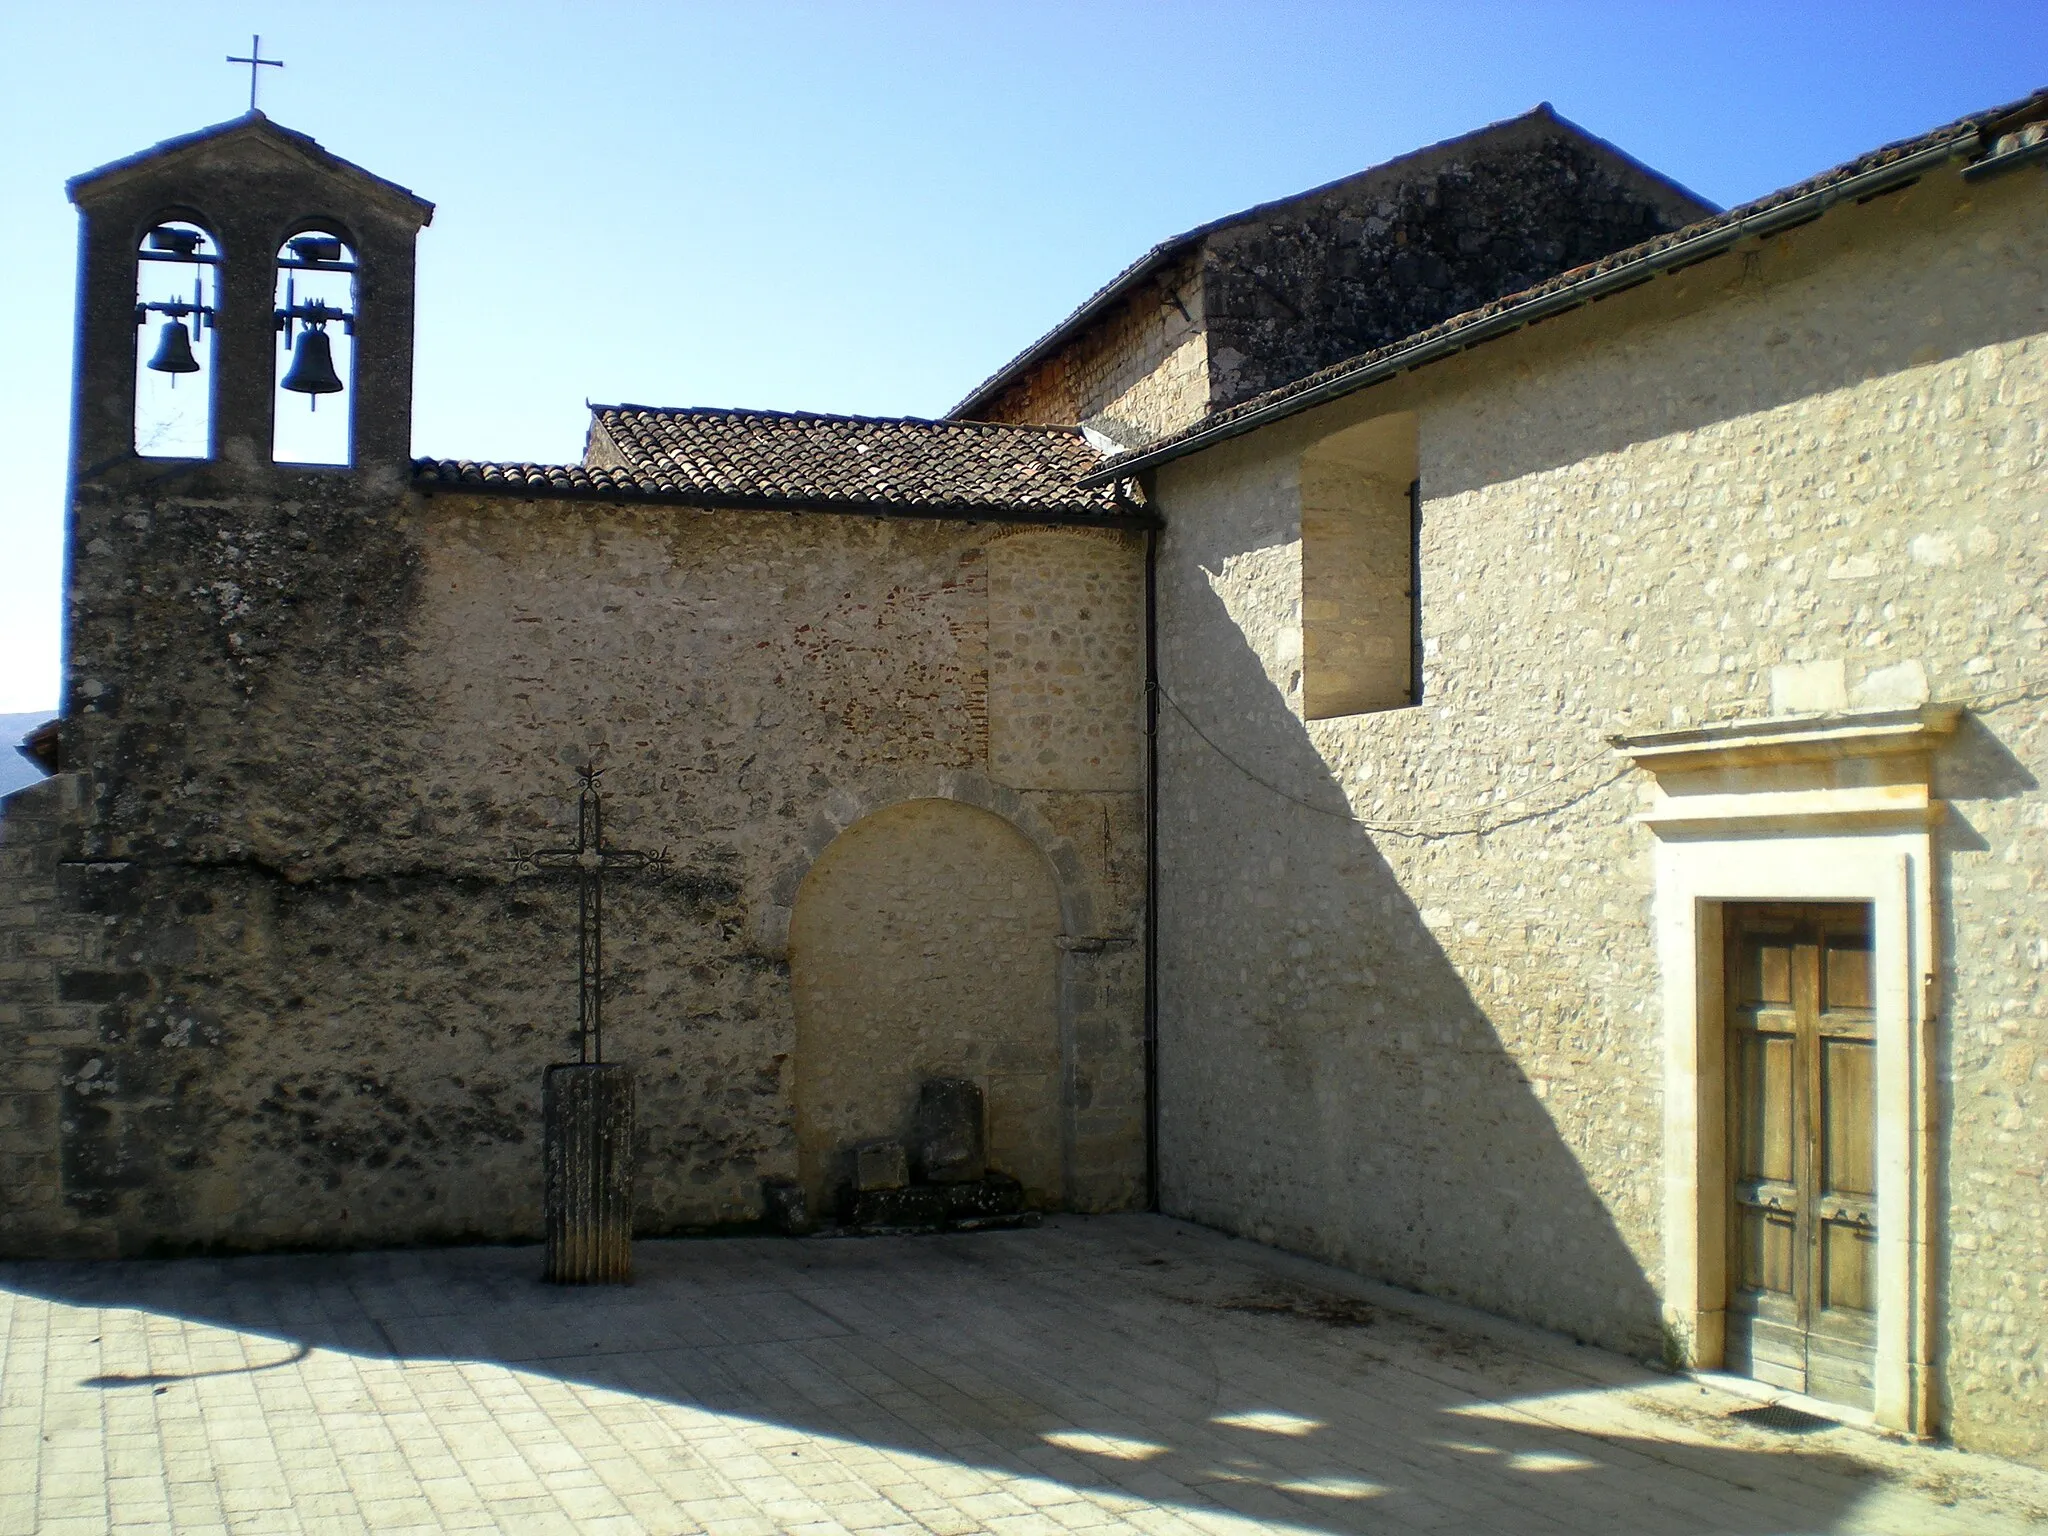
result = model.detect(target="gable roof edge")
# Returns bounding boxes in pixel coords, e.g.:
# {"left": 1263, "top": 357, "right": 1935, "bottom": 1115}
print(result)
{"left": 67, "top": 112, "right": 434, "bottom": 221}
{"left": 948, "top": 103, "right": 1714, "bottom": 421}
{"left": 1078, "top": 116, "right": 1995, "bottom": 488}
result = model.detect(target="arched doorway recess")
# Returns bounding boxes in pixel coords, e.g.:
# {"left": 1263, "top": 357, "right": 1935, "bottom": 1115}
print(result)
{"left": 789, "top": 798, "right": 1063, "bottom": 1214}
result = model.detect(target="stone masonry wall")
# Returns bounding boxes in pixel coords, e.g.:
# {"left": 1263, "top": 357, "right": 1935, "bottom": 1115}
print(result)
{"left": 1152, "top": 164, "right": 2048, "bottom": 1461}
{"left": 790, "top": 797, "right": 1064, "bottom": 1210}
{"left": 1199, "top": 113, "right": 1709, "bottom": 411}
{"left": 0, "top": 776, "right": 109, "bottom": 1258}
{"left": 988, "top": 527, "right": 1146, "bottom": 793}
{"left": 969, "top": 254, "right": 1208, "bottom": 447}
{"left": 968, "top": 114, "right": 1709, "bottom": 442}
{"left": 0, "top": 469, "right": 1148, "bottom": 1256}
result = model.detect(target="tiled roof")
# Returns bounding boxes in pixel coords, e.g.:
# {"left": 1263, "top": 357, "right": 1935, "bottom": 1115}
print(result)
{"left": 415, "top": 407, "right": 1144, "bottom": 523}
{"left": 1085, "top": 88, "right": 2048, "bottom": 484}
{"left": 413, "top": 461, "right": 648, "bottom": 495}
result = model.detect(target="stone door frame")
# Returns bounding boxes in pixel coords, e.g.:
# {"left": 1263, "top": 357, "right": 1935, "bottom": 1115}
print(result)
{"left": 1615, "top": 706, "right": 1958, "bottom": 1437}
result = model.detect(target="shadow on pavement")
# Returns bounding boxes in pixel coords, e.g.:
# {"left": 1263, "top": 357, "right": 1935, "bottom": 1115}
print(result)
{"left": 0, "top": 1217, "right": 1915, "bottom": 1534}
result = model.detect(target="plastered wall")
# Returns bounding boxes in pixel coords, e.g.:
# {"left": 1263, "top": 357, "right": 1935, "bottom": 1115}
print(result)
{"left": 1152, "top": 165, "right": 2048, "bottom": 1461}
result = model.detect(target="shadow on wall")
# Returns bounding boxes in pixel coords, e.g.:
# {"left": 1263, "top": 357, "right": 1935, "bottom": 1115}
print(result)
{"left": 0, "top": 1221, "right": 1892, "bottom": 1536}
{"left": 1155, "top": 535, "right": 1662, "bottom": 1356}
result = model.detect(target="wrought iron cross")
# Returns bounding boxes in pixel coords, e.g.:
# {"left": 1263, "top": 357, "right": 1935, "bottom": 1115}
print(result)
{"left": 511, "top": 766, "right": 667, "bottom": 1064}
{"left": 227, "top": 34, "right": 284, "bottom": 112}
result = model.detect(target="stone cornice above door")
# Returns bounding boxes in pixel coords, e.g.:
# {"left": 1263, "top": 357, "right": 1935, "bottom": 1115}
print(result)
{"left": 1611, "top": 705, "right": 1963, "bottom": 836}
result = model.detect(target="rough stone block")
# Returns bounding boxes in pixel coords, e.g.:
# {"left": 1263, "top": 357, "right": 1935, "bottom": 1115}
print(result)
{"left": 760, "top": 1177, "right": 810, "bottom": 1235}
{"left": 837, "top": 1173, "right": 1025, "bottom": 1232}
{"left": 853, "top": 1139, "right": 908, "bottom": 1192}
{"left": 913, "top": 1078, "right": 986, "bottom": 1184}
{"left": 542, "top": 1062, "right": 634, "bottom": 1284}
{"left": 840, "top": 1182, "right": 948, "bottom": 1229}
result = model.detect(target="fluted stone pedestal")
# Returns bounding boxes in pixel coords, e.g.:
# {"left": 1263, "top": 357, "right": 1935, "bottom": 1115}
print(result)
{"left": 542, "top": 1063, "right": 634, "bottom": 1283}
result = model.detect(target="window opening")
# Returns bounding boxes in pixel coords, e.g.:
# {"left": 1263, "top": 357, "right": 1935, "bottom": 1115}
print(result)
{"left": 1298, "top": 411, "right": 1419, "bottom": 719}
{"left": 272, "top": 230, "right": 356, "bottom": 465}
{"left": 134, "top": 222, "right": 219, "bottom": 458}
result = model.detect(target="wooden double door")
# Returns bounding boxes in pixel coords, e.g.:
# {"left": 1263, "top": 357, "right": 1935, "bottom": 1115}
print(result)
{"left": 1724, "top": 903, "right": 1878, "bottom": 1408}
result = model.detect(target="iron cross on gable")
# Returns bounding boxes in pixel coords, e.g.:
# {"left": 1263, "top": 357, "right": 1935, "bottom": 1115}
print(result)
{"left": 510, "top": 766, "right": 668, "bottom": 1065}
{"left": 226, "top": 34, "right": 284, "bottom": 113}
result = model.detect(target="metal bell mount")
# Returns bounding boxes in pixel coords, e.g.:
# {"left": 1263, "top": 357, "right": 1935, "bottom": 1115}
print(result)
{"left": 136, "top": 225, "right": 217, "bottom": 387}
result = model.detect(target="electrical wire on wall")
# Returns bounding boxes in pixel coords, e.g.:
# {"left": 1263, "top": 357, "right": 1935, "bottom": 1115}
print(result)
{"left": 1155, "top": 679, "right": 2048, "bottom": 844}
{"left": 1153, "top": 683, "right": 1632, "bottom": 841}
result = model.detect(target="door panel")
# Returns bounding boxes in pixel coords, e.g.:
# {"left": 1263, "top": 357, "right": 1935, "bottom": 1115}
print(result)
{"left": 1724, "top": 903, "right": 1877, "bottom": 1410}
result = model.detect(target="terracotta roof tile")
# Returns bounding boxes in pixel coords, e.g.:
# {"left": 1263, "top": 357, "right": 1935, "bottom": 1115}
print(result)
{"left": 416, "top": 407, "right": 1143, "bottom": 522}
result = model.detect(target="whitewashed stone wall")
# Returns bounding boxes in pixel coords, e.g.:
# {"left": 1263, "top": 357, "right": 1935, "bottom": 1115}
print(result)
{"left": 1152, "top": 164, "right": 2048, "bottom": 1462}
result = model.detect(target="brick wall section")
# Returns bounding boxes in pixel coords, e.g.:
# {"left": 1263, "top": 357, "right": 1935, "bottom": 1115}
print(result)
{"left": 1152, "top": 165, "right": 2048, "bottom": 1462}
{"left": 970, "top": 254, "right": 1208, "bottom": 446}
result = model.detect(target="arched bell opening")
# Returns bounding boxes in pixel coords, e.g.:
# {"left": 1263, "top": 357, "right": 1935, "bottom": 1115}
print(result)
{"left": 133, "top": 218, "right": 219, "bottom": 459}
{"left": 271, "top": 227, "right": 356, "bottom": 466}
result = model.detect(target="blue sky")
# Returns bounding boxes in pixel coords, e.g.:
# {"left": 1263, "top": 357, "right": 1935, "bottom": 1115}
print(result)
{"left": 2, "top": 2, "right": 2043, "bottom": 713}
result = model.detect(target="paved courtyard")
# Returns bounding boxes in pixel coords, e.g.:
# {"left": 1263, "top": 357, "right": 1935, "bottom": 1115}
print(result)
{"left": 1, "top": 1215, "right": 2044, "bottom": 1535}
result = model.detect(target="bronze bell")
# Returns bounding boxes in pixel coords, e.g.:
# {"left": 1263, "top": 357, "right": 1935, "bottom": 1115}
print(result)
{"left": 280, "top": 326, "right": 344, "bottom": 397}
{"left": 146, "top": 318, "right": 200, "bottom": 375}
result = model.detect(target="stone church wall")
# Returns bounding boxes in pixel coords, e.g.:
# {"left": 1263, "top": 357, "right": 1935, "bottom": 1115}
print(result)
{"left": 0, "top": 477, "right": 1147, "bottom": 1256}
{"left": 1152, "top": 164, "right": 2048, "bottom": 1461}
{"left": 790, "top": 798, "right": 1064, "bottom": 1209}
{"left": 0, "top": 775, "right": 107, "bottom": 1257}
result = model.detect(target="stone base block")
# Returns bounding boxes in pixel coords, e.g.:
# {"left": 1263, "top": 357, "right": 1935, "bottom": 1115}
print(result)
{"left": 838, "top": 1171, "right": 1024, "bottom": 1232}
{"left": 543, "top": 1062, "right": 634, "bottom": 1284}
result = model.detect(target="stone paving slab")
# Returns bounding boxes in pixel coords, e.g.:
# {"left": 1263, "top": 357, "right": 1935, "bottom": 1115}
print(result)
{"left": 1, "top": 1215, "right": 2044, "bottom": 1534}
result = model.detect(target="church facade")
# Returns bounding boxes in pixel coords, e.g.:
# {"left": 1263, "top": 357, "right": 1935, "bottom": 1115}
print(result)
{"left": 6, "top": 92, "right": 2048, "bottom": 1463}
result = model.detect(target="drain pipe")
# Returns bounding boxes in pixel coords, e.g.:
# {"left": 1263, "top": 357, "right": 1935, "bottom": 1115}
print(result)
{"left": 1143, "top": 522, "right": 1161, "bottom": 1213}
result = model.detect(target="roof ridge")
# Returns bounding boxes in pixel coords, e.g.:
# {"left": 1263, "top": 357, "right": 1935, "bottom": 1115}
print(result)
{"left": 595, "top": 403, "right": 1084, "bottom": 435}
{"left": 407, "top": 454, "right": 1150, "bottom": 526}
